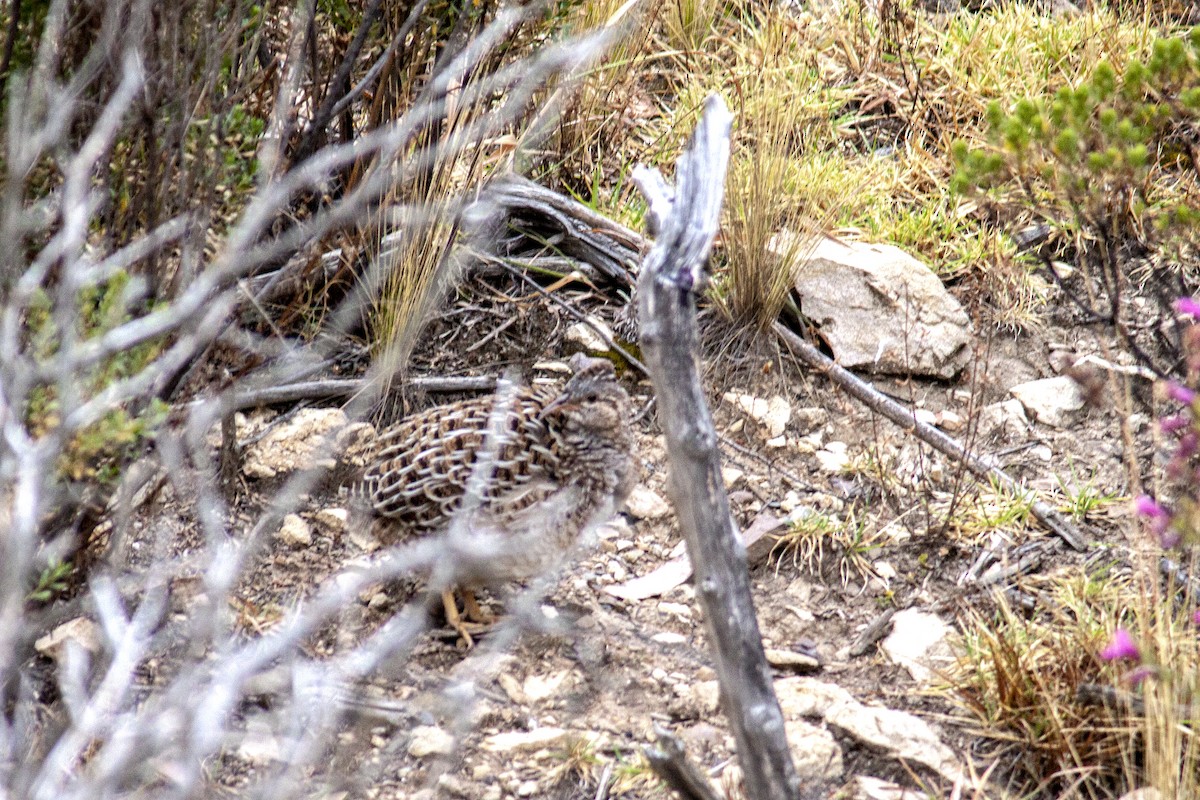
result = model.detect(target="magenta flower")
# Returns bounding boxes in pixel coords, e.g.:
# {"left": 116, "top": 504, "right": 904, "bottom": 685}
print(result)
{"left": 1161, "top": 415, "right": 1191, "bottom": 434}
{"left": 1176, "top": 297, "right": 1200, "bottom": 319}
{"left": 1168, "top": 382, "right": 1198, "bottom": 405}
{"left": 1126, "top": 665, "right": 1157, "bottom": 687}
{"left": 1180, "top": 432, "right": 1199, "bottom": 460}
{"left": 1158, "top": 526, "right": 1182, "bottom": 549}
{"left": 1134, "top": 495, "right": 1169, "bottom": 520}
{"left": 1192, "top": 608, "right": 1200, "bottom": 626}
{"left": 1100, "top": 628, "right": 1141, "bottom": 662}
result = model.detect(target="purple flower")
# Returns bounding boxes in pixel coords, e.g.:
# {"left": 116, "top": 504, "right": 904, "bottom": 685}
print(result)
{"left": 1192, "top": 608, "right": 1200, "bottom": 626}
{"left": 1176, "top": 297, "right": 1200, "bottom": 319}
{"left": 1100, "top": 628, "right": 1141, "bottom": 662}
{"left": 1168, "top": 382, "right": 1198, "bottom": 405}
{"left": 1134, "top": 495, "right": 1169, "bottom": 520}
{"left": 1126, "top": 665, "right": 1157, "bottom": 687}
{"left": 1161, "top": 415, "right": 1191, "bottom": 434}
{"left": 1158, "top": 525, "right": 1182, "bottom": 549}
{"left": 1180, "top": 432, "right": 1199, "bottom": 461}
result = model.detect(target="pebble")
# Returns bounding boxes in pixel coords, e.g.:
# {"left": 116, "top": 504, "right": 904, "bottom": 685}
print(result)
{"left": 652, "top": 632, "right": 687, "bottom": 645}
{"left": 408, "top": 724, "right": 453, "bottom": 758}
{"left": 625, "top": 486, "right": 671, "bottom": 520}
{"left": 313, "top": 507, "right": 348, "bottom": 532}
{"left": 481, "top": 727, "right": 569, "bottom": 753}
{"left": 274, "top": 513, "right": 312, "bottom": 547}
{"left": 517, "top": 780, "right": 539, "bottom": 797}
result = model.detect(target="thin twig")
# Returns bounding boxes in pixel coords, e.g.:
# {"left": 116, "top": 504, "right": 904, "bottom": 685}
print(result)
{"left": 773, "top": 322, "right": 1088, "bottom": 552}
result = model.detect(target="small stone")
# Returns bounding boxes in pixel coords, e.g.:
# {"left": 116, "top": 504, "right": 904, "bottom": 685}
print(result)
{"left": 766, "top": 435, "right": 788, "bottom": 448}
{"left": 482, "top": 728, "right": 569, "bottom": 752}
{"left": 724, "top": 392, "right": 791, "bottom": 437}
{"left": 651, "top": 667, "right": 669, "bottom": 683}
{"left": 765, "top": 648, "right": 821, "bottom": 672}
{"left": 347, "top": 526, "right": 379, "bottom": 553}
{"left": 1010, "top": 376, "right": 1086, "bottom": 428}
{"left": 936, "top": 410, "right": 964, "bottom": 432}
{"left": 236, "top": 719, "right": 281, "bottom": 764}
{"left": 815, "top": 442, "right": 851, "bottom": 473}
{"left": 652, "top": 632, "right": 687, "bottom": 645}
{"left": 517, "top": 780, "right": 539, "bottom": 797}
{"left": 608, "top": 561, "right": 627, "bottom": 582}
{"left": 408, "top": 725, "right": 456, "bottom": 758}
{"left": 722, "top": 467, "right": 745, "bottom": 488}
{"left": 565, "top": 317, "right": 613, "bottom": 352}
{"left": 314, "top": 507, "right": 348, "bottom": 532}
{"left": 881, "top": 609, "right": 953, "bottom": 683}
{"left": 242, "top": 408, "right": 348, "bottom": 479}
{"left": 913, "top": 408, "right": 937, "bottom": 426}
{"left": 34, "top": 617, "right": 101, "bottom": 659}
{"left": 690, "top": 681, "right": 720, "bottom": 713}
{"left": 275, "top": 513, "right": 312, "bottom": 547}
{"left": 523, "top": 671, "right": 569, "bottom": 703}
{"left": 625, "top": 486, "right": 671, "bottom": 520}
{"left": 498, "top": 673, "right": 526, "bottom": 704}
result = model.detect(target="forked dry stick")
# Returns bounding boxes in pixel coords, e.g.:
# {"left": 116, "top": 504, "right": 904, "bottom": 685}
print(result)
{"left": 635, "top": 95, "right": 804, "bottom": 800}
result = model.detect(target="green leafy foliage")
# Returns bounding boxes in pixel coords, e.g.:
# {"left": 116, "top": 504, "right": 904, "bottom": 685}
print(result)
{"left": 27, "top": 560, "right": 73, "bottom": 604}
{"left": 24, "top": 270, "right": 168, "bottom": 485}
{"left": 951, "top": 28, "right": 1200, "bottom": 244}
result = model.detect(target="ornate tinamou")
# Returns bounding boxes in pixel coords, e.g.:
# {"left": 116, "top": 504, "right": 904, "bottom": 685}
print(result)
{"left": 355, "top": 355, "right": 635, "bottom": 644}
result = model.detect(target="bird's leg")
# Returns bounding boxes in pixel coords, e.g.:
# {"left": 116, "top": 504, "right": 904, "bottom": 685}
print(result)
{"left": 441, "top": 589, "right": 487, "bottom": 648}
{"left": 461, "top": 588, "right": 495, "bottom": 624}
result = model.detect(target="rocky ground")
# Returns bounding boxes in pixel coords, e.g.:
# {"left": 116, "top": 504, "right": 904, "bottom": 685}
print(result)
{"left": 36, "top": 240, "right": 1148, "bottom": 799}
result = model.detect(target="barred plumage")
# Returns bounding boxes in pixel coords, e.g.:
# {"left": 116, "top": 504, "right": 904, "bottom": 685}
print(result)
{"left": 352, "top": 354, "right": 635, "bottom": 644}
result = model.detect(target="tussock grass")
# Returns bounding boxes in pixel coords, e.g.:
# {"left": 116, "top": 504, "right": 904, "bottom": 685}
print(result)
{"left": 950, "top": 569, "right": 1137, "bottom": 798}
{"left": 951, "top": 558, "right": 1200, "bottom": 798}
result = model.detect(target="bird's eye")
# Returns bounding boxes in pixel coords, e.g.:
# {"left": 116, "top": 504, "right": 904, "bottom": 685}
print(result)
{"left": 585, "top": 392, "right": 599, "bottom": 402}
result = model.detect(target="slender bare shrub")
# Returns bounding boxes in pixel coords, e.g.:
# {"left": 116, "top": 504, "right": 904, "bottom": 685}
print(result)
{"left": 0, "top": 1, "right": 618, "bottom": 796}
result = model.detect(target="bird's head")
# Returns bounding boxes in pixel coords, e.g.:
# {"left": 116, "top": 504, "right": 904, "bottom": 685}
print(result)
{"left": 540, "top": 354, "right": 629, "bottom": 434}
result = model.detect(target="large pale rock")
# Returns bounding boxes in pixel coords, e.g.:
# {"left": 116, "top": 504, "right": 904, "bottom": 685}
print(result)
{"left": 774, "top": 677, "right": 966, "bottom": 784}
{"left": 1009, "top": 376, "right": 1086, "bottom": 428}
{"left": 790, "top": 237, "right": 972, "bottom": 379}
{"left": 786, "top": 718, "right": 844, "bottom": 781}
{"left": 243, "top": 408, "right": 349, "bottom": 479}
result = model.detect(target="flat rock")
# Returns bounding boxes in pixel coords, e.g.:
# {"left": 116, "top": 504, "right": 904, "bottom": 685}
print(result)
{"left": 978, "top": 399, "right": 1029, "bottom": 440}
{"left": 408, "top": 725, "right": 456, "bottom": 757}
{"left": 786, "top": 718, "right": 844, "bottom": 781}
{"left": 243, "top": 408, "right": 349, "bottom": 478}
{"left": 481, "top": 727, "right": 569, "bottom": 753}
{"left": 522, "top": 671, "right": 570, "bottom": 702}
{"left": 880, "top": 609, "right": 953, "bottom": 683}
{"left": 774, "top": 677, "right": 966, "bottom": 784}
{"left": 789, "top": 237, "right": 972, "bottom": 379}
{"left": 565, "top": 317, "right": 613, "bottom": 352}
{"left": 1010, "top": 376, "right": 1086, "bottom": 428}
{"left": 313, "top": 507, "right": 348, "bottom": 532}
{"left": 765, "top": 648, "right": 821, "bottom": 672}
{"left": 34, "top": 617, "right": 100, "bottom": 659}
